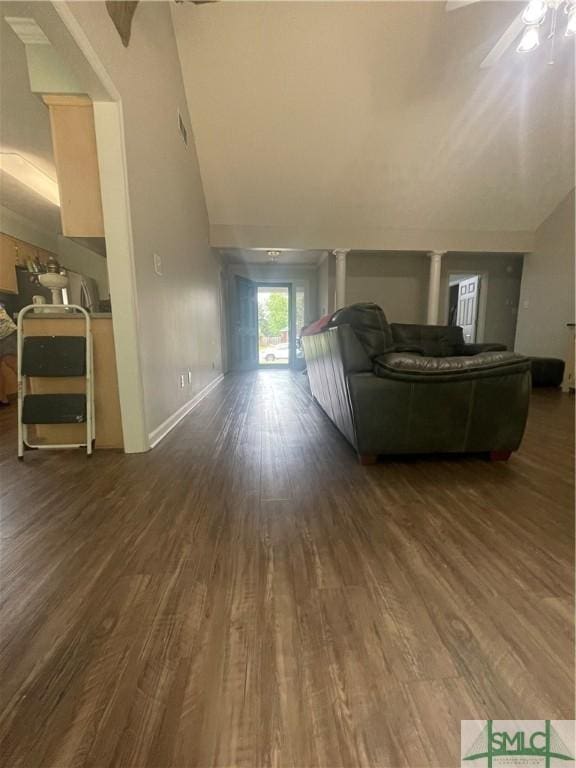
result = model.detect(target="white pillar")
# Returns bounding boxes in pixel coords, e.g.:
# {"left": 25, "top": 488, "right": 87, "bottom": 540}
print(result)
{"left": 426, "top": 251, "right": 445, "bottom": 325}
{"left": 334, "top": 249, "right": 349, "bottom": 310}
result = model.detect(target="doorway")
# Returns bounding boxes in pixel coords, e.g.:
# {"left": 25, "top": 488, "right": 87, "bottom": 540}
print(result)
{"left": 448, "top": 273, "right": 486, "bottom": 343}
{"left": 232, "top": 278, "right": 295, "bottom": 370}
{"left": 257, "top": 285, "right": 291, "bottom": 367}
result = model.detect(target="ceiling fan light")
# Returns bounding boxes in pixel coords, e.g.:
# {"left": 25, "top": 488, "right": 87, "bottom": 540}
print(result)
{"left": 522, "top": 0, "right": 548, "bottom": 25}
{"left": 565, "top": 6, "right": 576, "bottom": 35}
{"left": 517, "top": 25, "right": 541, "bottom": 52}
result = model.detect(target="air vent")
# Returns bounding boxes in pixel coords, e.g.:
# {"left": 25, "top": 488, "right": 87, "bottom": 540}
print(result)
{"left": 178, "top": 110, "right": 188, "bottom": 147}
{"left": 4, "top": 17, "right": 50, "bottom": 45}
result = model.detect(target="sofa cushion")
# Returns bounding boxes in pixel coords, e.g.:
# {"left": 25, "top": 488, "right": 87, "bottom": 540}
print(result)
{"left": 373, "top": 350, "right": 530, "bottom": 381}
{"left": 329, "top": 302, "right": 393, "bottom": 358}
{"left": 391, "top": 323, "right": 465, "bottom": 357}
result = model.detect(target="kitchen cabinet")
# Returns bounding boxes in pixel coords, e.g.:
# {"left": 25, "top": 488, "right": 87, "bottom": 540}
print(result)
{"left": 12, "top": 239, "right": 39, "bottom": 269}
{"left": 0, "top": 233, "right": 19, "bottom": 293}
{"left": 43, "top": 94, "right": 105, "bottom": 238}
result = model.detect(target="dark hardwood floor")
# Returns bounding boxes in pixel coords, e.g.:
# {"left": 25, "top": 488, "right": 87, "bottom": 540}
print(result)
{"left": 0, "top": 371, "right": 573, "bottom": 767}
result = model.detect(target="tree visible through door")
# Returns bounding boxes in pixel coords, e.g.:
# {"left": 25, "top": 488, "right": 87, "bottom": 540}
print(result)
{"left": 257, "top": 286, "right": 290, "bottom": 366}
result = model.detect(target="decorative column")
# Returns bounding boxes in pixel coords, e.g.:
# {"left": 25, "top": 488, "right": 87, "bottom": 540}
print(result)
{"left": 333, "top": 249, "right": 349, "bottom": 310}
{"left": 426, "top": 251, "right": 445, "bottom": 325}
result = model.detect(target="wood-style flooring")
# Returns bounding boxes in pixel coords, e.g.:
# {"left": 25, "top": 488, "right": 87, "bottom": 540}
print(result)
{"left": 0, "top": 371, "right": 573, "bottom": 767}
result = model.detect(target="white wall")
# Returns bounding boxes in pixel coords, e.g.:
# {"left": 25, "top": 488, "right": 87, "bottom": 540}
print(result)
{"left": 68, "top": 0, "right": 223, "bottom": 438}
{"left": 515, "top": 189, "right": 576, "bottom": 359}
{"left": 346, "top": 252, "right": 429, "bottom": 324}
{"left": 0, "top": 204, "right": 109, "bottom": 297}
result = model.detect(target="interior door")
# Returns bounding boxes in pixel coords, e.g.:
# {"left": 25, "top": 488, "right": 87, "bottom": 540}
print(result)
{"left": 234, "top": 276, "right": 258, "bottom": 370}
{"left": 456, "top": 276, "right": 480, "bottom": 343}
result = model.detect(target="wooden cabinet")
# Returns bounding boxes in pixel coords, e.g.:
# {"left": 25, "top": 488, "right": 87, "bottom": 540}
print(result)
{"left": 0, "top": 233, "right": 19, "bottom": 293}
{"left": 43, "top": 94, "right": 105, "bottom": 238}
{"left": 12, "top": 239, "right": 38, "bottom": 269}
{"left": 0, "top": 235, "right": 60, "bottom": 294}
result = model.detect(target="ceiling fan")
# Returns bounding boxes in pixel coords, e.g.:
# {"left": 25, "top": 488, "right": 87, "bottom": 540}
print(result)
{"left": 447, "top": 0, "right": 576, "bottom": 67}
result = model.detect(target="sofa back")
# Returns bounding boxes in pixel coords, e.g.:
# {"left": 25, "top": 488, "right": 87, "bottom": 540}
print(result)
{"left": 329, "top": 302, "right": 393, "bottom": 358}
{"left": 391, "top": 323, "right": 464, "bottom": 357}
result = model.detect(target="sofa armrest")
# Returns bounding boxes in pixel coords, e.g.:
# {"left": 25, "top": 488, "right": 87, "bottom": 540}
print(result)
{"left": 454, "top": 342, "right": 507, "bottom": 355}
{"left": 373, "top": 350, "right": 530, "bottom": 381}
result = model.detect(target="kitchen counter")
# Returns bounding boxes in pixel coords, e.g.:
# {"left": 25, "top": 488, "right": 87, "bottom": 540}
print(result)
{"left": 23, "top": 311, "right": 112, "bottom": 319}
{"left": 22, "top": 314, "right": 123, "bottom": 449}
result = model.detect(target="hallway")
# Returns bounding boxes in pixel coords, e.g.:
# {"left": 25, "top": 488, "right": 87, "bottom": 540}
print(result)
{"left": 0, "top": 371, "right": 573, "bottom": 767}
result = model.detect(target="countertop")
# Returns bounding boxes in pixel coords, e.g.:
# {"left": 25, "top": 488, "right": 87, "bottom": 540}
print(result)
{"left": 23, "top": 312, "right": 112, "bottom": 319}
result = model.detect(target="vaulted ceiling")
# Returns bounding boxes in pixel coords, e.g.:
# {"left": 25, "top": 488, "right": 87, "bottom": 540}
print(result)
{"left": 173, "top": 1, "right": 574, "bottom": 251}
{"left": 0, "top": 7, "right": 60, "bottom": 233}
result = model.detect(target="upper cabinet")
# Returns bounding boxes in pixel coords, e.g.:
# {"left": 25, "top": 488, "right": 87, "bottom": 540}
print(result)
{"left": 0, "top": 234, "right": 19, "bottom": 294}
{"left": 0, "top": 235, "right": 60, "bottom": 295}
{"left": 43, "top": 95, "right": 105, "bottom": 238}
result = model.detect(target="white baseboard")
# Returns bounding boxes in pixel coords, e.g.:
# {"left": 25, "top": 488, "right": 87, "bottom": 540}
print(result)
{"left": 148, "top": 373, "right": 224, "bottom": 449}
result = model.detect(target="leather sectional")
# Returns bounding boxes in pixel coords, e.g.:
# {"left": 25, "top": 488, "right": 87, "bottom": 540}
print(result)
{"left": 302, "top": 303, "right": 531, "bottom": 464}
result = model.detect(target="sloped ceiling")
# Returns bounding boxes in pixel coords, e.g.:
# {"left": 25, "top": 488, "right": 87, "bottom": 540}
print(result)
{"left": 0, "top": 10, "right": 60, "bottom": 233}
{"left": 173, "top": 1, "right": 574, "bottom": 251}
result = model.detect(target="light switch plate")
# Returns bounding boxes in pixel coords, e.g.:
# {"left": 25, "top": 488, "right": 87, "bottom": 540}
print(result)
{"left": 179, "top": 374, "right": 185, "bottom": 388}
{"left": 153, "top": 253, "right": 163, "bottom": 276}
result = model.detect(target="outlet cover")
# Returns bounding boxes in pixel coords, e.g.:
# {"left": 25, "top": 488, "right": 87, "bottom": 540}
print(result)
{"left": 179, "top": 374, "right": 185, "bottom": 388}
{"left": 153, "top": 253, "right": 163, "bottom": 276}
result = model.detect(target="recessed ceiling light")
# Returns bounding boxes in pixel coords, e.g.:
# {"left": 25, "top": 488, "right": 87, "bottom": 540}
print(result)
{"left": 4, "top": 17, "right": 50, "bottom": 45}
{"left": 267, "top": 250, "right": 281, "bottom": 257}
{"left": 0, "top": 153, "right": 60, "bottom": 206}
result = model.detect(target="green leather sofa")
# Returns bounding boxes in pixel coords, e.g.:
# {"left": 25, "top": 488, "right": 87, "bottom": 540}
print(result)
{"left": 302, "top": 303, "right": 531, "bottom": 464}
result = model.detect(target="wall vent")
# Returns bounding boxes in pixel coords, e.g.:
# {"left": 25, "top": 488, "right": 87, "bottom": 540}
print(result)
{"left": 4, "top": 17, "right": 50, "bottom": 45}
{"left": 178, "top": 111, "right": 188, "bottom": 147}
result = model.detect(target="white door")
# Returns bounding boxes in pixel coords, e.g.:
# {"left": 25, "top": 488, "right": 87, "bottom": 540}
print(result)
{"left": 456, "top": 276, "right": 479, "bottom": 343}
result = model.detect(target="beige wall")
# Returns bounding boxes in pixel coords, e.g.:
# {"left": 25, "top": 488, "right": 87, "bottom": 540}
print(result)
{"left": 68, "top": 0, "right": 222, "bottom": 438}
{"left": 346, "top": 252, "right": 429, "bottom": 324}
{"left": 343, "top": 250, "right": 523, "bottom": 349}
{"left": 515, "top": 189, "right": 576, "bottom": 359}
{"left": 441, "top": 253, "right": 524, "bottom": 350}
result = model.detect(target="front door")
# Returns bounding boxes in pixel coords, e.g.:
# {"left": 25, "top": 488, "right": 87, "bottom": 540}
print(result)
{"left": 457, "top": 275, "right": 480, "bottom": 343}
{"left": 233, "top": 276, "right": 258, "bottom": 370}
